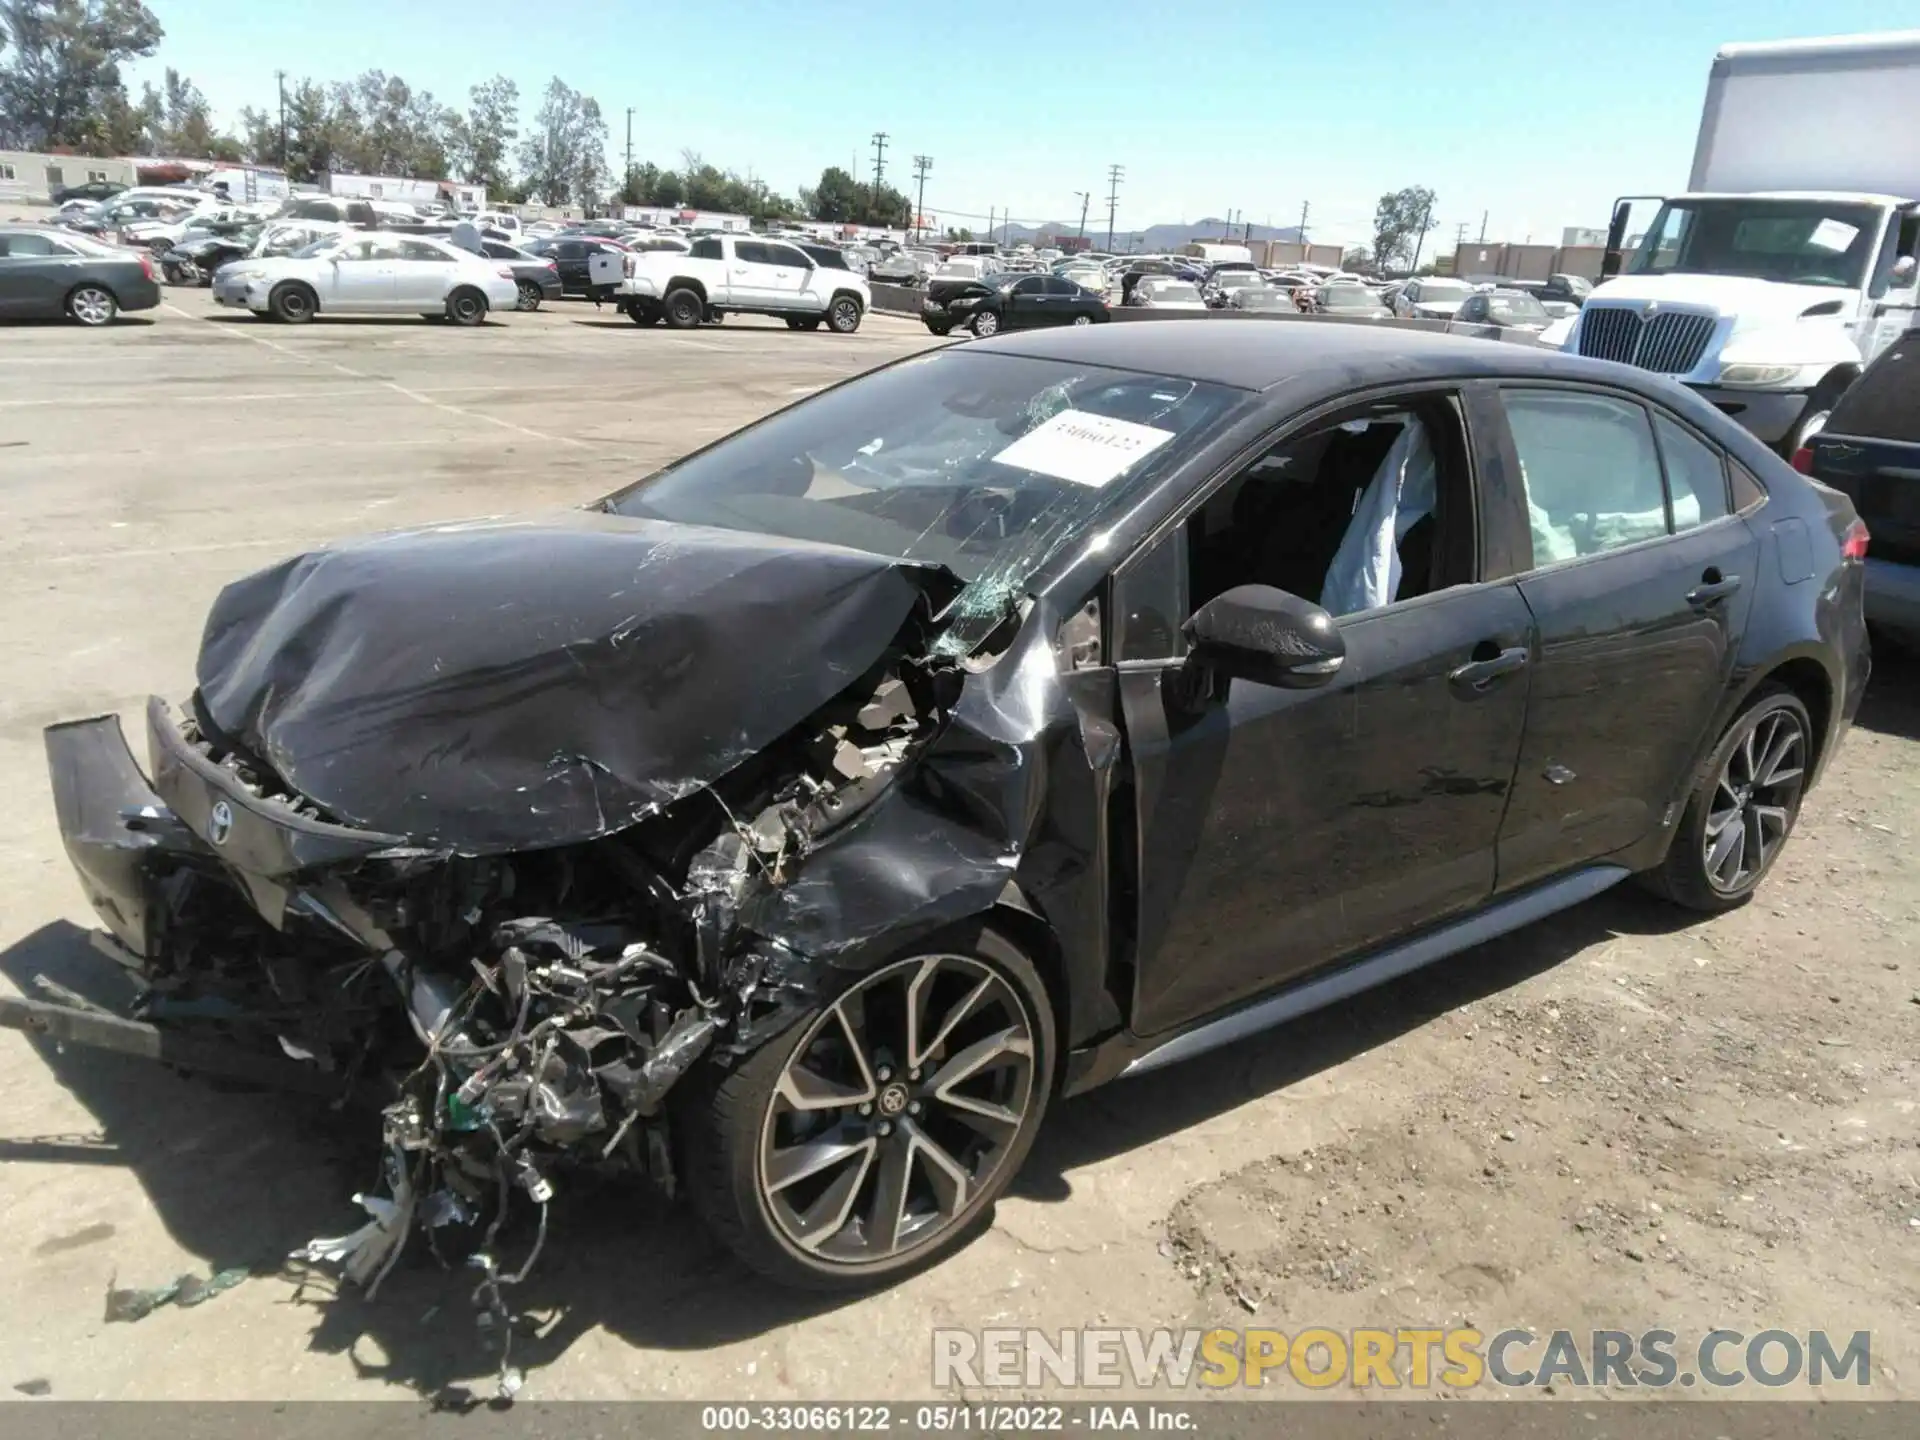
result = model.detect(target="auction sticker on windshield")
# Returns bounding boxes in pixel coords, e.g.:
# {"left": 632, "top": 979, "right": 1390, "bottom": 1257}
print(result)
{"left": 992, "top": 409, "right": 1177, "bottom": 488}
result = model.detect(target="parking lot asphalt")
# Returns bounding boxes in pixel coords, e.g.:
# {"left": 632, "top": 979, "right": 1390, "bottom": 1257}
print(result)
{"left": 1, "top": 292, "right": 1917, "bottom": 1403}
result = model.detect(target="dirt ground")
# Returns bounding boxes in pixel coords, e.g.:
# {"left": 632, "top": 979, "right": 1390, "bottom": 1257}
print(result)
{"left": 0, "top": 291, "right": 1914, "bottom": 1404}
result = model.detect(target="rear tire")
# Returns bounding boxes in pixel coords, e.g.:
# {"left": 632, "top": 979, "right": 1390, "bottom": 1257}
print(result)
{"left": 678, "top": 922, "right": 1054, "bottom": 1291}
{"left": 515, "top": 280, "right": 543, "bottom": 312}
{"left": 66, "top": 285, "right": 117, "bottom": 326}
{"left": 1641, "top": 684, "right": 1812, "bottom": 912}
{"left": 627, "top": 300, "right": 661, "bottom": 326}
{"left": 663, "top": 287, "right": 704, "bottom": 328}
{"left": 268, "top": 282, "right": 315, "bottom": 324}
{"left": 447, "top": 287, "right": 487, "bottom": 326}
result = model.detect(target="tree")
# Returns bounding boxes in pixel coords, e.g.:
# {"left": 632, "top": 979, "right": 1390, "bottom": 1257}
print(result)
{"left": 280, "top": 78, "right": 335, "bottom": 183}
{"left": 238, "top": 104, "right": 279, "bottom": 166}
{"left": 325, "top": 70, "right": 454, "bottom": 178}
{"left": 810, "top": 166, "right": 864, "bottom": 223}
{"left": 1341, "top": 246, "right": 1373, "bottom": 273}
{"left": 446, "top": 74, "right": 516, "bottom": 198}
{"left": 1371, "top": 186, "right": 1436, "bottom": 271}
{"left": 0, "top": 0, "right": 163, "bottom": 150}
{"left": 517, "top": 76, "right": 608, "bottom": 206}
{"left": 139, "top": 66, "right": 224, "bottom": 157}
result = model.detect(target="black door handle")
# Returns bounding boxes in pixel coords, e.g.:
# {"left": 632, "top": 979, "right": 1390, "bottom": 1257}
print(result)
{"left": 1448, "top": 644, "right": 1530, "bottom": 693}
{"left": 1686, "top": 571, "right": 1742, "bottom": 608}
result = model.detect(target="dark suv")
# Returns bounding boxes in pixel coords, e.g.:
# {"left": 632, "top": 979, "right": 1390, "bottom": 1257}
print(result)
{"left": 1803, "top": 338, "right": 1920, "bottom": 644}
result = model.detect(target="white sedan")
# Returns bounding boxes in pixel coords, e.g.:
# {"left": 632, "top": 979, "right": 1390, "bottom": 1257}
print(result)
{"left": 211, "top": 233, "right": 519, "bottom": 324}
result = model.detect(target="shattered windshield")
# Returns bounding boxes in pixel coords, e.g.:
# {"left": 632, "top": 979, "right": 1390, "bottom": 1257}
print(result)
{"left": 603, "top": 349, "right": 1245, "bottom": 653}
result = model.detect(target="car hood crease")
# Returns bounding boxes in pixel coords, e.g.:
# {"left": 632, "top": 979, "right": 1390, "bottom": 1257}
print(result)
{"left": 194, "top": 509, "right": 948, "bottom": 852}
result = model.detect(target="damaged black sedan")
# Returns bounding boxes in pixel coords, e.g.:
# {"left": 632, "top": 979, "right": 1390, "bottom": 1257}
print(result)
{"left": 37, "top": 324, "right": 1869, "bottom": 1301}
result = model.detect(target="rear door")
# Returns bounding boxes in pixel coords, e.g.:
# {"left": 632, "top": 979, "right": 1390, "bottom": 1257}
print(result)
{"left": 1487, "top": 385, "right": 1759, "bottom": 890}
{"left": 392, "top": 239, "right": 456, "bottom": 306}
{"left": 552, "top": 240, "right": 590, "bottom": 292}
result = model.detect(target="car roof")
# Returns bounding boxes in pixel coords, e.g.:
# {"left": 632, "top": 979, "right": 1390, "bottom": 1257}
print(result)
{"left": 979, "top": 319, "right": 1674, "bottom": 394}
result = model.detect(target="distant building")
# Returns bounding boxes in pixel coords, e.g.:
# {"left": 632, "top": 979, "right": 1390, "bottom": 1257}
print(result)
{"left": 0, "top": 151, "right": 137, "bottom": 204}
{"left": 1562, "top": 226, "right": 1607, "bottom": 248}
{"left": 1250, "top": 239, "right": 1345, "bottom": 269}
{"left": 1450, "top": 241, "right": 1605, "bottom": 282}
{"left": 325, "top": 172, "right": 486, "bottom": 211}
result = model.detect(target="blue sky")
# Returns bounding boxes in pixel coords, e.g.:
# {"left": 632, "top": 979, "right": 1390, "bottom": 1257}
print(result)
{"left": 133, "top": 0, "right": 1895, "bottom": 246}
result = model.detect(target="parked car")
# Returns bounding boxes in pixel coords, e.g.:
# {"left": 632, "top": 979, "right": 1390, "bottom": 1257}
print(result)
{"left": 1393, "top": 278, "right": 1474, "bottom": 320}
{"left": 922, "top": 271, "right": 1110, "bottom": 335}
{"left": 161, "top": 228, "right": 260, "bottom": 285}
{"left": 867, "top": 249, "right": 926, "bottom": 285}
{"left": 1450, "top": 287, "right": 1552, "bottom": 335}
{"left": 524, "top": 235, "right": 631, "bottom": 297}
{"left": 1308, "top": 283, "right": 1395, "bottom": 319}
{"left": 1059, "top": 264, "right": 1111, "bottom": 299}
{"left": 1205, "top": 271, "right": 1268, "bottom": 308}
{"left": 1801, "top": 335, "right": 1917, "bottom": 645}
{"left": 607, "top": 234, "right": 870, "bottom": 332}
{"left": 0, "top": 225, "right": 161, "bottom": 324}
{"left": 480, "top": 240, "right": 563, "bottom": 310}
{"left": 1229, "top": 286, "right": 1295, "bottom": 313}
{"left": 211, "top": 232, "right": 519, "bottom": 324}
{"left": 39, "top": 324, "right": 1866, "bottom": 1301}
{"left": 1535, "top": 273, "right": 1593, "bottom": 318}
{"left": 49, "top": 178, "right": 127, "bottom": 205}
{"left": 1131, "top": 278, "right": 1209, "bottom": 311}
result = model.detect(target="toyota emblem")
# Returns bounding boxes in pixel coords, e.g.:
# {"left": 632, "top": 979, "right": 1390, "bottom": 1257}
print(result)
{"left": 207, "top": 800, "right": 234, "bottom": 846}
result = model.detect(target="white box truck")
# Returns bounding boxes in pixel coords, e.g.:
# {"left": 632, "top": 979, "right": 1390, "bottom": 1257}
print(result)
{"left": 1559, "top": 29, "right": 1920, "bottom": 454}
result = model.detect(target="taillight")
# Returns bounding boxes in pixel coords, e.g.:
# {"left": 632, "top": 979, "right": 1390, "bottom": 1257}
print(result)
{"left": 1790, "top": 446, "right": 1814, "bottom": 474}
{"left": 138, "top": 253, "right": 156, "bottom": 281}
{"left": 1842, "top": 518, "right": 1870, "bottom": 562}
{"left": 546, "top": 260, "right": 559, "bottom": 272}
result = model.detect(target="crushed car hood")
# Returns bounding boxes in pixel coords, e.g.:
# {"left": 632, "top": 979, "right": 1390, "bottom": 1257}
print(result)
{"left": 196, "top": 511, "right": 947, "bottom": 852}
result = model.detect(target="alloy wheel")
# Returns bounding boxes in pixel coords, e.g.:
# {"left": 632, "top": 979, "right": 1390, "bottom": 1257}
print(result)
{"left": 972, "top": 310, "right": 999, "bottom": 336}
{"left": 1703, "top": 707, "right": 1807, "bottom": 893}
{"left": 1073, "top": 314, "right": 1092, "bottom": 325}
{"left": 69, "top": 287, "right": 115, "bottom": 326}
{"left": 757, "top": 953, "right": 1037, "bottom": 1267}
{"left": 516, "top": 281, "right": 541, "bottom": 311}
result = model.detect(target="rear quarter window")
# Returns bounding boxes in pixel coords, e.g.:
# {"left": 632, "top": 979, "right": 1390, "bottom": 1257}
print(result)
{"left": 1826, "top": 343, "right": 1920, "bottom": 444}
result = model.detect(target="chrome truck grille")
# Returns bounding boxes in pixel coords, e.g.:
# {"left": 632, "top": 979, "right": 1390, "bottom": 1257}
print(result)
{"left": 1577, "top": 305, "right": 1717, "bottom": 375}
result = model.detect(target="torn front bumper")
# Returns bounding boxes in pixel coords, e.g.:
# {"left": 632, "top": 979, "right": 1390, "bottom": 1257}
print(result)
{"left": 45, "top": 712, "right": 207, "bottom": 960}
{"left": 45, "top": 699, "right": 408, "bottom": 958}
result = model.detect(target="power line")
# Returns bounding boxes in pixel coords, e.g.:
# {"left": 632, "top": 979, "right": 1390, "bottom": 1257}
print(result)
{"left": 870, "top": 131, "right": 889, "bottom": 211}
{"left": 1104, "top": 163, "right": 1124, "bottom": 251}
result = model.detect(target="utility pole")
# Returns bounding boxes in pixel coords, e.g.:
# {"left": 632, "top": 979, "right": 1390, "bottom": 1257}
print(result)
{"left": 870, "top": 131, "right": 889, "bottom": 214}
{"left": 1409, "top": 195, "right": 1435, "bottom": 273}
{"left": 1075, "top": 190, "right": 1090, "bottom": 240}
{"left": 1104, "top": 163, "right": 1123, "bottom": 252}
{"left": 1454, "top": 221, "right": 1468, "bottom": 251}
{"left": 911, "top": 155, "right": 931, "bottom": 241}
{"left": 624, "top": 108, "right": 634, "bottom": 190}
{"left": 1298, "top": 200, "right": 1310, "bottom": 246}
{"left": 274, "top": 70, "right": 287, "bottom": 167}
{"left": 1478, "top": 209, "right": 1488, "bottom": 243}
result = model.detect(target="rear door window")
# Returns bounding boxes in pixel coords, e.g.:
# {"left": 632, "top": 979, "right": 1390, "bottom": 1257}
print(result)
{"left": 690, "top": 237, "right": 723, "bottom": 260}
{"left": 1502, "top": 389, "right": 1671, "bottom": 563}
{"left": 1651, "top": 414, "right": 1731, "bottom": 528}
{"left": 1826, "top": 342, "right": 1920, "bottom": 443}
{"left": 733, "top": 241, "right": 773, "bottom": 265}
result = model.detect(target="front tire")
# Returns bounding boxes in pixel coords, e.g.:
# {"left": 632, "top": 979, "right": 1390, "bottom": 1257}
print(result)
{"left": 827, "top": 296, "right": 862, "bottom": 333}
{"left": 680, "top": 923, "right": 1055, "bottom": 1290}
{"left": 1642, "top": 684, "right": 1811, "bottom": 912}
{"left": 268, "top": 282, "right": 316, "bottom": 324}
{"left": 970, "top": 308, "right": 1000, "bottom": 337}
{"left": 663, "top": 287, "right": 704, "bottom": 328}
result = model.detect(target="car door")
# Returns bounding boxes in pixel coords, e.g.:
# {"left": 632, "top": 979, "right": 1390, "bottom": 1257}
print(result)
{"left": 1042, "top": 275, "right": 1089, "bottom": 323}
{"left": 1486, "top": 385, "right": 1760, "bottom": 891}
{"left": 1114, "top": 383, "right": 1537, "bottom": 1037}
{"left": 1001, "top": 275, "right": 1048, "bottom": 328}
{"left": 725, "top": 239, "right": 782, "bottom": 305}
{"left": 393, "top": 239, "right": 456, "bottom": 307}
{"left": 325, "top": 237, "right": 398, "bottom": 310}
{"left": 552, "top": 240, "right": 589, "bottom": 293}
{"left": 0, "top": 231, "right": 78, "bottom": 317}
{"left": 761, "top": 242, "right": 816, "bottom": 307}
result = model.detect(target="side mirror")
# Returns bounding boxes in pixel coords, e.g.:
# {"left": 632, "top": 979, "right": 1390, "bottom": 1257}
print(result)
{"left": 1182, "top": 585, "right": 1345, "bottom": 689}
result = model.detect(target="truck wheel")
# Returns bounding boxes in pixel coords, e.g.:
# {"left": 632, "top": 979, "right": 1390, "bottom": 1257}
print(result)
{"left": 664, "top": 288, "right": 704, "bottom": 328}
{"left": 828, "top": 296, "right": 863, "bottom": 333}
{"left": 268, "top": 282, "right": 316, "bottom": 324}
{"left": 678, "top": 922, "right": 1055, "bottom": 1290}
{"left": 627, "top": 301, "right": 661, "bottom": 326}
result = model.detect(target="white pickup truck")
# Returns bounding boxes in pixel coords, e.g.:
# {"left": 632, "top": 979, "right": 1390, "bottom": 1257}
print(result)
{"left": 1561, "top": 30, "right": 1920, "bottom": 456}
{"left": 597, "top": 233, "right": 871, "bottom": 332}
